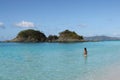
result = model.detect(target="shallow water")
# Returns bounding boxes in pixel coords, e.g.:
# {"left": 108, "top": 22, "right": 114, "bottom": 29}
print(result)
{"left": 0, "top": 41, "right": 120, "bottom": 80}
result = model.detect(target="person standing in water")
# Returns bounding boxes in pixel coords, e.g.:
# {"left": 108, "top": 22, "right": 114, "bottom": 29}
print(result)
{"left": 84, "top": 48, "right": 87, "bottom": 56}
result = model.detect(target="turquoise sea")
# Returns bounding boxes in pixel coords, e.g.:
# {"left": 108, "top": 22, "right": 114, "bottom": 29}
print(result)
{"left": 0, "top": 41, "right": 120, "bottom": 80}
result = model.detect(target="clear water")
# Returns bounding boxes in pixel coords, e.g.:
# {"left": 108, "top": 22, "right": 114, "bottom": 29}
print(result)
{"left": 0, "top": 41, "right": 120, "bottom": 80}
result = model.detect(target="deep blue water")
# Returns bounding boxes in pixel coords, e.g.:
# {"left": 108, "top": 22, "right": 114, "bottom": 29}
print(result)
{"left": 0, "top": 41, "right": 120, "bottom": 80}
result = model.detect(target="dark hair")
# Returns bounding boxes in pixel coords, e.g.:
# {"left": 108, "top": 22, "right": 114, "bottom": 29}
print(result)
{"left": 84, "top": 48, "right": 87, "bottom": 50}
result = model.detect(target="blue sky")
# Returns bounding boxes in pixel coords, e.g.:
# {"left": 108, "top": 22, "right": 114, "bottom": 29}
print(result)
{"left": 0, "top": 0, "right": 120, "bottom": 40}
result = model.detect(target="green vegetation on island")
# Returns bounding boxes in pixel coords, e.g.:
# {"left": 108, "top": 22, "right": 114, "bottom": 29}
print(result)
{"left": 59, "top": 30, "right": 83, "bottom": 39}
{"left": 10, "top": 29, "right": 84, "bottom": 42}
{"left": 57, "top": 30, "right": 84, "bottom": 42}
{"left": 47, "top": 35, "right": 58, "bottom": 42}
{"left": 12, "top": 29, "right": 47, "bottom": 42}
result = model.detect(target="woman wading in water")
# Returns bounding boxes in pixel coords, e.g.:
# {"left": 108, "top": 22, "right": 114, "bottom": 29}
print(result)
{"left": 84, "top": 48, "right": 87, "bottom": 56}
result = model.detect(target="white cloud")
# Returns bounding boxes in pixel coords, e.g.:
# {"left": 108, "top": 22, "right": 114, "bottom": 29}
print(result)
{"left": 112, "top": 33, "right": 120, "bottom": 37}
{"left": 78, "top": 24, "right": 87, "bottom": 28}
{"left": 0, "top": 22, "right": 4, "bottom": 27}
{"left": 15, "top": 21, "right": 35, "bottom": 28}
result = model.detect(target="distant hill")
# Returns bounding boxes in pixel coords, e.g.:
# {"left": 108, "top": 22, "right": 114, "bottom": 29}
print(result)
{"left": 84, "top": 36, "right": 120, "bottom": 41}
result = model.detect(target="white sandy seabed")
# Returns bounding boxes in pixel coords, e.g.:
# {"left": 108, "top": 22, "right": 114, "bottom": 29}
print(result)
{"left": 77, "top": 62, "right": 120, "bottom": 80}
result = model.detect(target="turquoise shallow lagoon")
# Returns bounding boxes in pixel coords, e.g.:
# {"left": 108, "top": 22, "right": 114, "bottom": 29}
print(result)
{"left": 0, "top": 41, "right": 120, "bottom": 80}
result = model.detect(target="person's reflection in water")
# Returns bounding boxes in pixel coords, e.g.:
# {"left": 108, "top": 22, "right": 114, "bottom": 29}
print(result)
{"left": 84, "top": 56, "right": 87, "bottom": 64}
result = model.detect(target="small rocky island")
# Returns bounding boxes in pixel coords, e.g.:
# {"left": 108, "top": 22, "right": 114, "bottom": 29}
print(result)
{"left": 57, "top": 30, "right": 84, "bottom": 42}
{"left": 11, "top": 29, "right": 47, "bottom": 42}
{"left": 10, "top": 29, "right": 84, "bottom": 42}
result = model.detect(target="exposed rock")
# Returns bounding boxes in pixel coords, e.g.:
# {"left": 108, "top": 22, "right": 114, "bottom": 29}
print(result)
{"left": 11, "top": 29, "right": 47, "bottom": 42}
